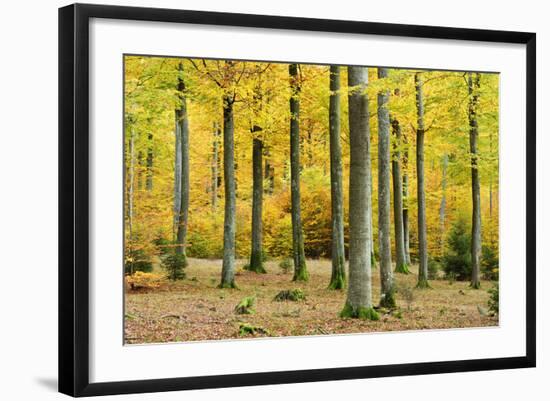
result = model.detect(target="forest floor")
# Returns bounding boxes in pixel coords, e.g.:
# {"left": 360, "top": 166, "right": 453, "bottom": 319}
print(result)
{"left": 124, "top": 258, "right": 498, "bottom": 344}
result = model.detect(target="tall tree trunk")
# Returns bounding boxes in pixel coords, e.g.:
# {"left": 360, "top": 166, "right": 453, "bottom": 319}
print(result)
{"left": 369, "top": 142, "right": 376, "bottom": 267}
{"left": 392, "top": 116, "right": 409, "bottom": 274}
{"left": 175, "top": 63, "right": 190, "bottom": 266}
{"left": 377, "top": 68, "right": 395, "bottom": 307}
{"left": 127, "top": 127, "right": 136, "bottom": 275}
{"left": 173, "top": 113, "right": 182, "bottom": 238}
{"left": 341, "top": 66, "right": 378, "bottom": 320}
{"left": 402, "top": 134, "right": 411, "bottom": 265}
{"left": 211, "top": 121, "right": 220, "bottom": 212}
{"left": 146, "top": 133, "right": 153, "bottom": 191}
{"left": 289, "top": 64, "right": 308, "bottom": 281}
{"left": 415, "top": 73, "right": 430, "bottom": 288}
{"left": 468, "top": 72, "right": 482, "bottom": 289}
{"left": 137, "top": 151, "right": 144, "bottom": 190}
{"left": 328, "top": 65, "right": 346, "bottom": 289}
{"left": 489, "top": 129, "right": 494, "bottom": 246}
{"left": 220, "top": 93, "right": 237, "bottom": 288}
{"left": 264, "top": 153, "right": 274, "bottom": 194}
{"left": 247, "top": 133, "right": 266, "bottom": 273}
{"left": 439, "top": 153, "right": 448, "bottom": 255}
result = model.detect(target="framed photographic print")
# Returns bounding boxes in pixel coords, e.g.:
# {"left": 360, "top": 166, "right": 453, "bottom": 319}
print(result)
{"left": 58, "top": 3, "right": 536, "bottom": 397}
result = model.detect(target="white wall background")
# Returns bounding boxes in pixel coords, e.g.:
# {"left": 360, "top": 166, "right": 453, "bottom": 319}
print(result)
{"left": 0, "top": 0, "right": 546, "bottom": 399}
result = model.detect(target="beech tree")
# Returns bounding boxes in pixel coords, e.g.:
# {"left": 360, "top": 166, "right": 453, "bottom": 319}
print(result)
{"left": 210, "top": 121, "right": 220, "bottom": 212}
{"left": 126, "top": 122, "right": 136, "bottom": 275}
{"left": 187, "top": 59, "right": 244, "bottom": 288}
{"left": 415, "top": 72, "right": 429, "bottom": 288}
{"left": 247, "top": 131, "right": 266, "bottom": 273}
{"left": 175, "top": 62, "right": 190, "bottom": 266}
{"left": 220, "top": 70, "right": 237, "bottom": 288}
{"left": 377, "top": 68, "right": 395, "bottom": 307}
{"left": 146, "top": 133, "right": 154, "bottom": 191}
{"left": 328, "top": 65, "right": 345, "bottom": 289}
{"left": 391, "top": 108, "right": 409, "bottom": 274}
{"left": 289, "top": 64, "right": 309, "bottom": 282}
{"left": 468, "top": 72, "right": 482, "bottom": 289}
{"left": 341, "top": 66, "right": 378, "bottom": 320}
{"left": 402, "top": 133, "right": 411, "bottom": 265}
{"left": 439, "top": 153, "right": 448, "bottom": 254}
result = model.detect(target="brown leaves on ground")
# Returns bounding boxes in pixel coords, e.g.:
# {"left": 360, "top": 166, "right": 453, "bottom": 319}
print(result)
{"left": 124, "top": 258, "right": 497, "bottom": 344}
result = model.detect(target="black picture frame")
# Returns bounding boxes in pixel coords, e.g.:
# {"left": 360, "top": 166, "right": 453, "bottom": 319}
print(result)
{"left": 59, "top": 3, "right": 536, "bottom": 397}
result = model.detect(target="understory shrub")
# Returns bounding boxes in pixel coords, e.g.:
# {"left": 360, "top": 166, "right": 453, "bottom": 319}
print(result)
{"left": 153, "top": 236, "right": 172, "bottom": 256}
{"left": 279, "top": 258, "right": 292, "bottom": 274}
{"left": 124, "top": 248, "right": 153, "bottom": 274}
{"left": 442, "top": 218, "right": 471, "bottom": 281}
{"left": 187, "top": 231, "right": 223, "bottom": 259}
{"left": 125, "top": 271, "right": 163, "bottom": 291}
{"left": 428, "top": 257, "right": 442, "bottom": 280}
{"left": 487, "top": 284, "right": 499, "bottom": 315}
{"left": 161, "top": 252, "right": 187, "bottom": 281}
{"left": 482, "top": 245, "right": 499, "bottom": 281}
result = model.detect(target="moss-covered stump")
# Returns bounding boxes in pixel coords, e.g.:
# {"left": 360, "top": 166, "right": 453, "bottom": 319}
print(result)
{"left": 234, "top": 296, "right": 256, "bottom": 314}
{"left": 238, "top": 323, "right": 269, "bottom": 337}
{"left": 273, "top": 289, "right": 306, "bottom": 302}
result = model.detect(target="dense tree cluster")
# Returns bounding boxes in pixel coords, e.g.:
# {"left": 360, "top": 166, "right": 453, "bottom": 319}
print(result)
{"left": 125, "top": 56, "right": 499, "bottom": 317}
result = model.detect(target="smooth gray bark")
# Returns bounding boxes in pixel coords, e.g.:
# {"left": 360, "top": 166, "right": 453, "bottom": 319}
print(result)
{"left": 173, "top": 112, "right": 182, "bottom": 237}
{"left": 248, "top": 134, "right": 266, "bottom": 273}
{"left": 211, "top": 122, "right": 220, "bottom": 212}
{"left": 127, "top": 127, "right": 135, "bottom": 275}
{"left": 439, "top": 153, "right": 448, "bottom": 254}
{"left": 468, "top": 72, "right": 482, "bottom": 289}
{"left": 220, "top": 92, "right": 237, "bottom": 288}
{"left": 377, "top": 68, "right": 395, "bottom": 307}
{"left": 341, "top": 66, "right": 377, "bottom": 320}
{"left": 264, "top": 150, "right": 274, "bottom": 194}
{"left": 415, "top": 73, "right": 429, "bottom": 288}
{"left": 137, "top": 151, "right": 144, "bottom": 190}
{"left": 392, "top": 117, "right": 409, "bottom": 274}
{"left": 175, "top": 63, "right": 190, "bottom": 260}
{"left": 328, "top": 65, "right": 346, "bottom": 289}
{"left": 489, "top": 130, "right": 494, "bottom": 246}
{"left": 402, "top": 135, "right": 411, "bottom": 265}
{"left": 289, "top": 64, "right": 308, "bottom": 281}
{"left": 146, "top": 133, "right": 153, "bottom": 191}
{"left": 369, "top": 142, "right": 376, "bottom": 266}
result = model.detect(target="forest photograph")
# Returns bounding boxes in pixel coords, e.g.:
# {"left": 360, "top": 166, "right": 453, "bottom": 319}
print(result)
{"left": 124, "top": 55, "right": 499, "bottom": 344}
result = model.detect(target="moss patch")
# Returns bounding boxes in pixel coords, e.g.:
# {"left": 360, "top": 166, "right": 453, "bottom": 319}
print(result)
{"left": 395, "top": 263, "right": 411, "bottom": 274}
{"left": 328, "top": 271, "right": 346, "bottom": 290}
{"left": 218, "top": 280, "right": 238, "bottom": 289}
{"left": 234, "top": 296, "right": 256, "bottom": 314}
{"left": 238, "top": 323, "right": 269, "bottom": 336}
{"left": 293, "top": 265, "right": 309, "bottom": 282}
{"left": 274, "top": 288, "right": 306, "bottom": 302}
{"left": 416, "top": 278, "right": 431, "bottom": 289}
{"left": 340, "top": 303, "right": 380, "bottom": 321}
{"left": 379, "top": 288, "right": 397, "bottom": 308}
